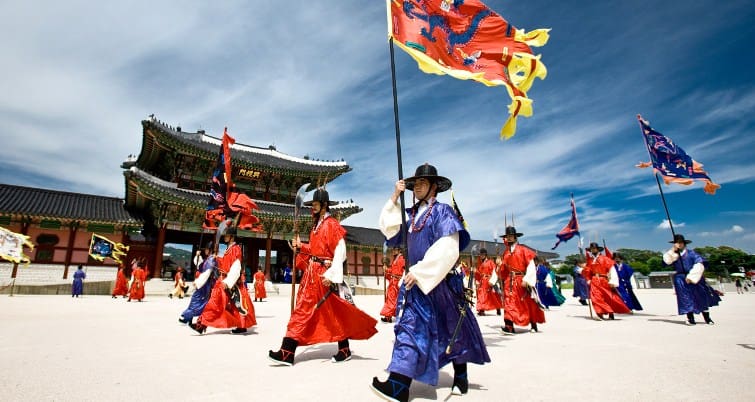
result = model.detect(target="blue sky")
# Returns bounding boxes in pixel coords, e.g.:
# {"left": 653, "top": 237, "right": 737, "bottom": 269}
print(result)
{"left": 1, "top": 1, "right": 754, "bottom": 255}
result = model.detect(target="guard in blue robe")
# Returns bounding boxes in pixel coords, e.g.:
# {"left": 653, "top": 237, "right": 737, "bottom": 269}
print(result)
{"left": 613, "top": 253, "right": 643, "bottom": 311}
{"left": 179, "top": 254, "right": 217, "bottom": 325}
{"left": 371, "top": 164, "right": 490, "bottom": 402}
{"left": 572, "top": 261, "right": 589, "bottom": 305}
{"left": 71, "top": 265, "right": 86, "bottom": 297}
{"left": 663, "top": 234, "right": 717, "bottom": 325}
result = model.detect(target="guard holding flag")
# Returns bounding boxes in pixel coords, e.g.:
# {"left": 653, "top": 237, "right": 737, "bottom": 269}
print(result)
{"left": 371, "top": 163, "right": 489, "bottom": 402}
{"left": 499, "top": 226, "right": 545, "bottom": 334}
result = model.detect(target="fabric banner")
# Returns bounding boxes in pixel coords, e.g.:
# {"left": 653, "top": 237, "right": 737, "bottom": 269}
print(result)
{"left": 636, "top": 115, "right": 720, "bottom": 194}
{"left": 89, "top": 233, "right": 129, "bottom": 264}
{"left": 0, "top": 226, "right": 34, "bottom": 265}
{"left": 552, "top": 195, "right": 580, "bottom": 250}
{"left": 203, "top": 127, "right": 262, "bottom": 232}
{"left": 387, "top": 0, "right": 550, "bottom": 138}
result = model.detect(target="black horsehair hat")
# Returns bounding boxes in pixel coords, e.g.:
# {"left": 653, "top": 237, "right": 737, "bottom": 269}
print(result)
{"left": 303, "top": 188, "right": 339, "bottom": 207}
{"left": 669, "top": 234, "right": 692, "bottom": 244}
{"left": 588, "top": 242, "right": 604, "bottom": 251}
{"left": 500, "top": 226, "right": 524, "bottom": 238}
{"left": 404, "top": 163, "right": 452, "bottom": 193}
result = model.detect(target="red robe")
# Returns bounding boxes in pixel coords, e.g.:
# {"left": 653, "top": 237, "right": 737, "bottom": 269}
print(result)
{"left": 584, "top": 253, "right": 630, "bottom": 315}
{"left": 380, "top": 254, "right": 405, "bottom": 318}
{"left": 475, "top": 258, "right": 503, "bottom": 312}
{"left": 128, "top": 267, "right": 146, "bottom": 301}
{"left": 500, "top": 245, "right": 545, "bottom": 326}
{"left": 254, "top": 271, "right": 267, "bottom": 299}
{"left": 286, "top": 215, "right": 377, "bottom": 346}
{"left": 112, "top": 268, "right": 128, "bottom": 296}
{"left": 199, "top": 243, "right": 257, "bottom": 329}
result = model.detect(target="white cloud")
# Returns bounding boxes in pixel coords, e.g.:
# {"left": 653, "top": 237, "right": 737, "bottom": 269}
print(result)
{"left": 657, "top": 220, "right": 685, "bottom": 230}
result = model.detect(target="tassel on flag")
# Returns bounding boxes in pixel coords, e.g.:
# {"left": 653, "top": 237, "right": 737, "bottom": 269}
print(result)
{"left": 0, "top": 226, "right": 34, "bottom": 265}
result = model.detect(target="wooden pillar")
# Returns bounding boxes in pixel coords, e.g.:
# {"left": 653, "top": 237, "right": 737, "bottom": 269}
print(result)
{"left": 62, "top": 222, "right": 79, "bottom": 280}
{"left": 153, "top": 224, "right": 167, "bottom": 279}
{"left": 353, "top": 247, "right": 360, "bottom": 285}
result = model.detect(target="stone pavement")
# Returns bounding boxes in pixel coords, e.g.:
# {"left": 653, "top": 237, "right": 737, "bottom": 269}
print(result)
{"left": 1, "top": 287, "right": 753, "bottom": 402}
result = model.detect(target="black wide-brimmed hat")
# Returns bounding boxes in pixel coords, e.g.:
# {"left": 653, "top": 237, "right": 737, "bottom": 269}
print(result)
{"left": 303, "top": 188, "right": 339, "bottom": 206}
{"left": 500, "top": 226, "right": 524, "bottom": 238}
{"left": 588, "top": 242, "right": 604, "bottom": 251}
{"left": 479, "top": 248, "right": 488, "bottom": 255}
{"left": 669, "top": 234, "right": 692, "bottom": 244}
{"left": 404, "top": 163, "right": 452, "bottom": 193}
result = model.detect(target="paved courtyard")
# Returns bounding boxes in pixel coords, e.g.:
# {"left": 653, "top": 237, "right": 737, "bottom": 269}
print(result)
{"left": 1, "top": 285, "right": 753, "bottom": 401}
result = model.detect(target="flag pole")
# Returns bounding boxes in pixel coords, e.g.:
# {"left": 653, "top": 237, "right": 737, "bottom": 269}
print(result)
{"left": 388, "top": 37, "right": 409, "bottom": 257}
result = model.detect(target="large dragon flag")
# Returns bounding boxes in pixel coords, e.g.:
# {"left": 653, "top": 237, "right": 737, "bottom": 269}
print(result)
{"left": 387, "top": 0, "right": 550, "bottom": 139}
{"left": 636, "top": 115, "right": 720, "bottom": 195}
{"left": 203, "top": 127, "right": 262, "bottom": 231}
{"left": 551, "top": 195, "right": 580, "bottom": 250}
{"left": 88, "top": 233, "right": 129, "bottom": 264}
{"left": 0, "top": 226, "right": 34, "bottom": 265}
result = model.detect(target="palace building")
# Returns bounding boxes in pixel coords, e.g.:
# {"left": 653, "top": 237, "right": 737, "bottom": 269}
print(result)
{"left": 0, "top": 116, "right": 377, "bottom": 283}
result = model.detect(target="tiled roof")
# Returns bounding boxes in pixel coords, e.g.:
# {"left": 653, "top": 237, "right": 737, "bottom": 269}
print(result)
{"left": 0, "top": 184, "right": 143, "bottom": 224}
{"left": 144, "top": 117, "right": 351, "bottom": 174}
{"left": 126, "top": 167, "right": 361, "bottom": 217}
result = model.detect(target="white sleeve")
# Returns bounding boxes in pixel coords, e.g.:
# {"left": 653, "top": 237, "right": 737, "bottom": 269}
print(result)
{"left": 194, "top": 268, "right": 212, "bottom": 289}
{"left": 608, "top": 265, "right": 620, "bottom": 287}
{"left": 686, "top": 262, "right": 705, "bottom": 284}
{"left": 663, "top": 248, "right": 679, "bottom": 265}
{"left": 413, "top": 233, "right": 460, "bottom": 294}
{"left": 523, "top": 259, "right": 537, "bottom": 287}
{"left": 322, "top": 238, "right": 346, "bottom": 284}
{"left": 546, "top": 273, "right": 554, "bottom": 288}
{"left": 489, "top": 268, "right": 498, "bottom": 286}
{"left": 379, "top": 198, "right": 403, "bottom": 239}
{"left": 223, "top": 260, "right": 242, "bottom": 288}
{"left": 193, "top": 255, "right": 204, "bottom": 267}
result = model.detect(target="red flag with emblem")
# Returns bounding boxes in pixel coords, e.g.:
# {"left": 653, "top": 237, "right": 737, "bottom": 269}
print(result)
{"left": 387, "top": 0, "right": 549, "bottom": 138}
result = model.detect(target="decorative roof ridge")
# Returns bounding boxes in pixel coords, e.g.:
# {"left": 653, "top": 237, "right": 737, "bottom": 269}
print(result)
{"left": 144, "top": 115, "right": 349, "bottom": 168}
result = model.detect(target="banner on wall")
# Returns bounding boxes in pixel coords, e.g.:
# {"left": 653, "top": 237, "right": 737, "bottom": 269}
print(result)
{"left": 88, "top": 233, "right": 129, "bottom": 264}
{"left": 0, "top": 226, "right": 34, "bottom": 265}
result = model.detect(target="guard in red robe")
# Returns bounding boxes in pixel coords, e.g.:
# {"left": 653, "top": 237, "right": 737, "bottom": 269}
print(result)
{"left": 190, "top": 225, "right": 256, "bottom": 334}
{"left": 111, "top": 264, "right": 129, "bottom": 298}
{"left": 499, "top": 226, "right": 545, "bottom": 334}
{"left": 268, "top": 188, "right": 377, "bottom": 366}
{"left": 253, "top": 268, "right": 267, "bottom": 302}
{"left": 380, "top": 247, "right": 405, "bottom": 322}
{"left": 474, "top": 248, "right": 502, "bottom": 315}
{"left": 583, "top": 242, "right": 630, "bottom": 320}
{"left": 127, "top": 259, "right": 147, "bottom": 302}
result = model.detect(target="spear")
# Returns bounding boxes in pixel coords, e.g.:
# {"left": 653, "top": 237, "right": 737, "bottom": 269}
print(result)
{"left": 290, "top": 183, "right": 310, "bottom": 312}
{"left": 446, "top": 243, "right": 479, "bottom": 354}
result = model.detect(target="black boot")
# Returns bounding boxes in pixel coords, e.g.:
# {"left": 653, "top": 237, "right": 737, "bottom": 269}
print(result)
{"left": 608, "top": 313, "right": 615, "bottom": 320}
{"left": 332, "top": 339, "right": 352, "bottom": 362}
{"left": 502, "top": 319, "right": 515, "bottom": 335}
{"left": 702, "top": 311, "right": 714, "bottom": 325}
{"left": 496, "top": 309, "right": 501, "bottom": 316}
{"left": 686, "top": 312, "right": 696, "bottom": 326}
{"left": 268, "top": 337, "right": 297, "bottom": 366}
{"left": 530, "top": 322, "right": 539, "bottom": 333}
{"left": 451, "top": 362, "right": 469, "bottom": 395}
{"left": 189, "top": 322, "right": 207, "bottom": 334}
{"left": 371, "top": 372, "right": 411, "bottom": 402}
{"left": 579, "top": 299, "right": 588, "bottom": 305}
